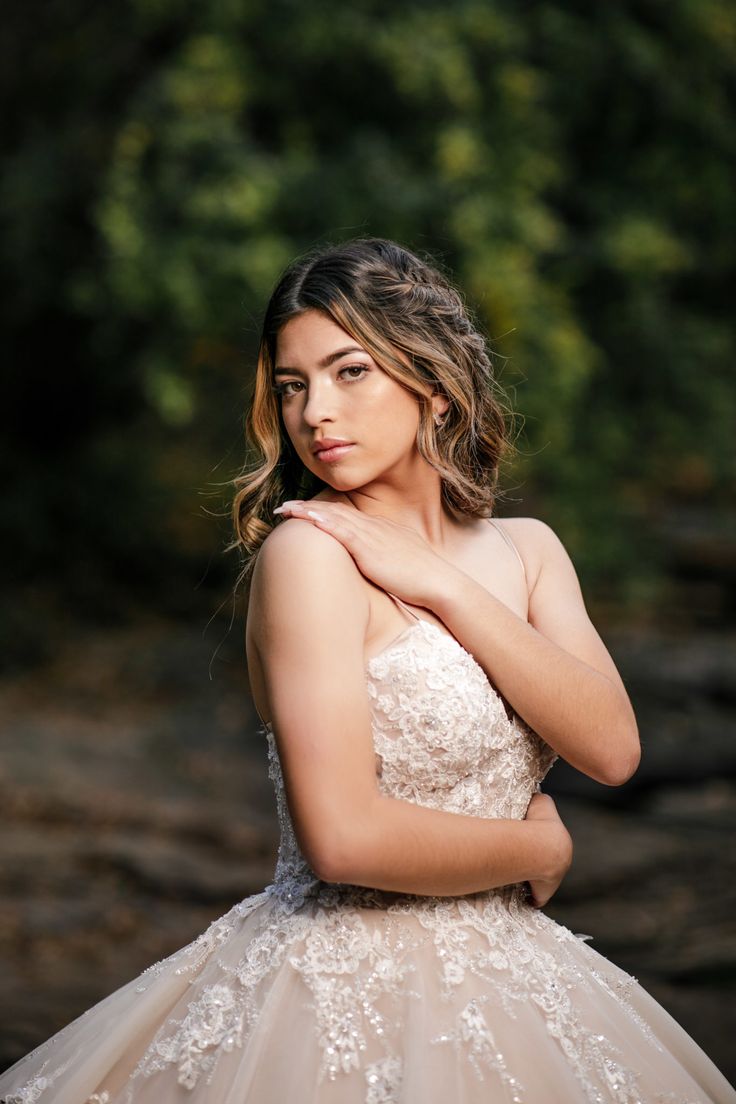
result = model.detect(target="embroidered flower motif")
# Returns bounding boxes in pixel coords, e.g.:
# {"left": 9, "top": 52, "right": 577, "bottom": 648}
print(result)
{"left": 365, "top": 1054, "right": 403, "bottom": 1103}
{"left": 296, "top": 910, "right": 373, "bottom": 975}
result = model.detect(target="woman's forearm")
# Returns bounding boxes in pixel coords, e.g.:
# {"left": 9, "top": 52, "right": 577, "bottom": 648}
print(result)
{"left": 430, "top": 570, "right": 639, "bottom": 785}
{"left": 314, "top": 793, "right": 567, "bottom": 897}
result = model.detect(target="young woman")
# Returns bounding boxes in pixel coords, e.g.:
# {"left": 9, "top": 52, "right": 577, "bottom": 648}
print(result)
{"left": 1, "top": 238, "right": 733, "bottom": 1103}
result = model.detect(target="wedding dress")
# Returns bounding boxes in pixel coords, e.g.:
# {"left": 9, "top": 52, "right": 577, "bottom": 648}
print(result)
{"left": 1, "top": 523, "right": 733, "bottom": 1103}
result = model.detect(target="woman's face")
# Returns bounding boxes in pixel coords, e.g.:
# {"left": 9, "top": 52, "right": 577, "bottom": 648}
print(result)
{"left": 273, "top": 310, "right": 429, "bottom": 492}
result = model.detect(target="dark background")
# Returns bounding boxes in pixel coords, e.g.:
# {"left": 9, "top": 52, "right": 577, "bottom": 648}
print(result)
{"left": 1, "top": 0, "right": 734, "bottom": 1084}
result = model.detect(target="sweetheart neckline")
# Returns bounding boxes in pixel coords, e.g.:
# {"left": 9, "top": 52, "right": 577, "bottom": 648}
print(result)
{"left": 262, "top": 619, "right": 510, "bottom": 731}
{"left": 365, "top": 616, "right": 470, "bottom": 668}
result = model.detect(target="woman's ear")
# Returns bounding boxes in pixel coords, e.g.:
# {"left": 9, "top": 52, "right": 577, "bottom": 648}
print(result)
{"left": 431, "top": 394, "right": 451, "bottom": 421}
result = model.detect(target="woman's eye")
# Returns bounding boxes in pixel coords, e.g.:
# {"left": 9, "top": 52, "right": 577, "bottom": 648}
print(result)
{"left": 273, "top": 381, "right": 304, "bottom": 398}
{"left": 340, "top": 364, "right": 369, "bottom": 381}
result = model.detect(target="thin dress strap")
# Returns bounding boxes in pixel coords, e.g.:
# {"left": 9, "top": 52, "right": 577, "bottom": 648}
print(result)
{"left": 385, "top": 591, "right": 422, "bottom": 623}
{"left": 488, "top": 518, "right": 527, "bottom": 584}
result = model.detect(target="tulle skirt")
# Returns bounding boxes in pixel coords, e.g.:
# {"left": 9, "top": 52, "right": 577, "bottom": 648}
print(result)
{"left": 0, "top": 881, "right": 733, "bottom": 1103}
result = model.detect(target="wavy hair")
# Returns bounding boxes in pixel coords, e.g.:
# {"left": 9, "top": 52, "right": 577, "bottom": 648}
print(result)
{"left": 228, "top": 237, "right": 518, "bottom": 595}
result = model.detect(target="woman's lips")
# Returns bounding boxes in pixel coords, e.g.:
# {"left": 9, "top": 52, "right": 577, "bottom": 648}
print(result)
{"left": 314, "top": 443, "right": 355, "bottom": 463}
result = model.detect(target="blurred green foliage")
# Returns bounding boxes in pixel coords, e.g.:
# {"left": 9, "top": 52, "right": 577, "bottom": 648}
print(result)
{"left": 2, "top": 0, "right": 734, "bottom": 647}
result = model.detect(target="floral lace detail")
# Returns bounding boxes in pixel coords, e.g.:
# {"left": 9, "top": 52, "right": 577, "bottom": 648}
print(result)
{"left": 1, "top": 1051, "right": 79, "bottom": 1102}
{"left": 366, "top": 619, "right": 558, "bottom": 819}
{"left": 432, "top": 996, "right": 525, "bottom": 1100}
{"left": 126, "top": 904, "right": 311, "bottom": 1093}
{"left": 1, "top": 1060, "right": 114, "bottom": 1104}
{"left": 0, "top": 626, "right": 712, "bottom": 1104}
{"left": 1, "top": 1065, "right": 64, "bottom": 1104}
{"left": 289, "top": 909, "right": 423, "bottom": 1081}
{"left": 263, "top": 728, "right": 322, "bottom": 914}
{"left": 365, "top": 1055, "right": 402, "bottom": 1103}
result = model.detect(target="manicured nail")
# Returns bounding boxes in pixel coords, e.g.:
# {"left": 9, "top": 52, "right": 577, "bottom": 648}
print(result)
{"left": 307, "top": 510, "right": 330, "bottom": 525}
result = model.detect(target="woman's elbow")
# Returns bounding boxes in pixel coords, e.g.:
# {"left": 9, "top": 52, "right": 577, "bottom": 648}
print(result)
{"left": 302, "top": 816, "right": 375, "bottom": 885}
{"left": 599, "top": 726, "right": 641, "bottom": 787}
{"left": 308, "top": 841, "right": 351, "bottom": 884}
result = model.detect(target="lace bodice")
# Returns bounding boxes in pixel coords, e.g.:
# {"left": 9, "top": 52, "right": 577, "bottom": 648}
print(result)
{"left": 265, "top": 617, "right": 558, "bottom": 910}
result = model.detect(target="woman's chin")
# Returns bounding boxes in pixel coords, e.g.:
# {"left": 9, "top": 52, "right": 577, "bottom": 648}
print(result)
{"left": 301, "top": 456, "right": 376, "bottom": 494}
{"left": 324, "top": 475, "right": 363, "bottom": 492}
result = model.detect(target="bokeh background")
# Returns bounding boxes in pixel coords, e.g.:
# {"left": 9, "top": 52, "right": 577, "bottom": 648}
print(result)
{"left": 2, "top": 0, "right": 735, "bottom": 1084}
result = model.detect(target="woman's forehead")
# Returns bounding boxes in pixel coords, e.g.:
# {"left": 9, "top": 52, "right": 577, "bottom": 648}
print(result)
{"left": 275, "top": 311, "right": 363, "bottom": 366}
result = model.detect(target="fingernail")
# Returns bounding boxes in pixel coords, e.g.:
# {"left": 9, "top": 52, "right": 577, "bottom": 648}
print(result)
{"left": 307, "top": 510, "right": 330, "bottom": 524}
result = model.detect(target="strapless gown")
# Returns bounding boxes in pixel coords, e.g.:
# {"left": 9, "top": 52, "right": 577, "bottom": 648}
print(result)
{"left": 0, "top": 616, "right": 733, "bottom": 1103}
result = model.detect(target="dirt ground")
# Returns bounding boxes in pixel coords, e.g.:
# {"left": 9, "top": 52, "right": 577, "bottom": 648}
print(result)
{"left": 0, "top": 614, "right": 734, "bottom": 1085}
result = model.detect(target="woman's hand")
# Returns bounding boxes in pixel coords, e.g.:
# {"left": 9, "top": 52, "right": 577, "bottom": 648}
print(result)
{"left": 523, "top": 791, "right": 573, "bottom": 909}
{"left": 272, "top": 498, "right": 460, "bottom": 609}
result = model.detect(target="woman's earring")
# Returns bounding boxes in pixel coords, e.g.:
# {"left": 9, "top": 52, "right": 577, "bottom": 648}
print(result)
{"left": 433, "top": 411, "right": 445, "bottom": 427}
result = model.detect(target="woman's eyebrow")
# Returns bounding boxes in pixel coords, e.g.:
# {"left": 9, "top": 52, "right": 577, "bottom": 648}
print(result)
{"left": 273, "top": 345, "right": 367, "bottom": 377}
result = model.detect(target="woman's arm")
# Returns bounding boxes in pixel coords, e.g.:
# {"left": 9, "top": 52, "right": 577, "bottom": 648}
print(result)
{"left": 247, "top": 519, "right": 571, "bottom": 897}
{"left": 428, "top": 518, "right": 640, "bottom": 787}
{"left": 321, "top": 790, "right": 570, "bottom": 898}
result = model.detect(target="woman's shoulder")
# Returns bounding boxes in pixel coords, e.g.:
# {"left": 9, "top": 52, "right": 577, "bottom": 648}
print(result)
{"left": 491, "top": 516, "right": 575, "bottom": 591}
{"left": 494, "top": 515, "right": 569, "bottom": 550}
{"left": 258, "top": 514, "right": 353, "bottom": 565}
{"left": 252, "top": 517, "right": 366, "bottom": 601}
{"left": 247, "top": 517, "right": 370, "bottom": 653}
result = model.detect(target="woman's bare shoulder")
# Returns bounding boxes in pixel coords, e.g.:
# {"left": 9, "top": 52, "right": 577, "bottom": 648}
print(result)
{"left": 248, "top": 518, "right": 370, "bottom": 644}
{"left": 496, "top": 516, "right": 563, "bottom": 544}
{"left": 254, "top": 516, "right": 359, "bottom": 579}
{"left": 493, "top": 516, "right": 571, "bottom": 587}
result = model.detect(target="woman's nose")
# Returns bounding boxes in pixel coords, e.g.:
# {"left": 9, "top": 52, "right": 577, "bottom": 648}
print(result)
{"left": 301, "top": 380, "right": 337, "bottom": 425}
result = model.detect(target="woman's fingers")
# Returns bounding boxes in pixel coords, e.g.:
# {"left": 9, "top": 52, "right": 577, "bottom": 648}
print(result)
{"left": 274, "top": 501, "right": 335, "bottom": 526}
{"left": 273, "top": 499, "right": 379, "bottom": 541}
{"left": 274, "top": 499, "right": 372, "bottom": 528}
{"left": 304, "top": 509, "right": 333, "bottom": 527}
{"left": 276, "top": 502, "right": 363, "bottom": 552}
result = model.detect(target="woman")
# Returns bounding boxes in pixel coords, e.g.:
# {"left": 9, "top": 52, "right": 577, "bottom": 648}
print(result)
{"left": 1, "top": 237, "right": 733, "bottom": 1103}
